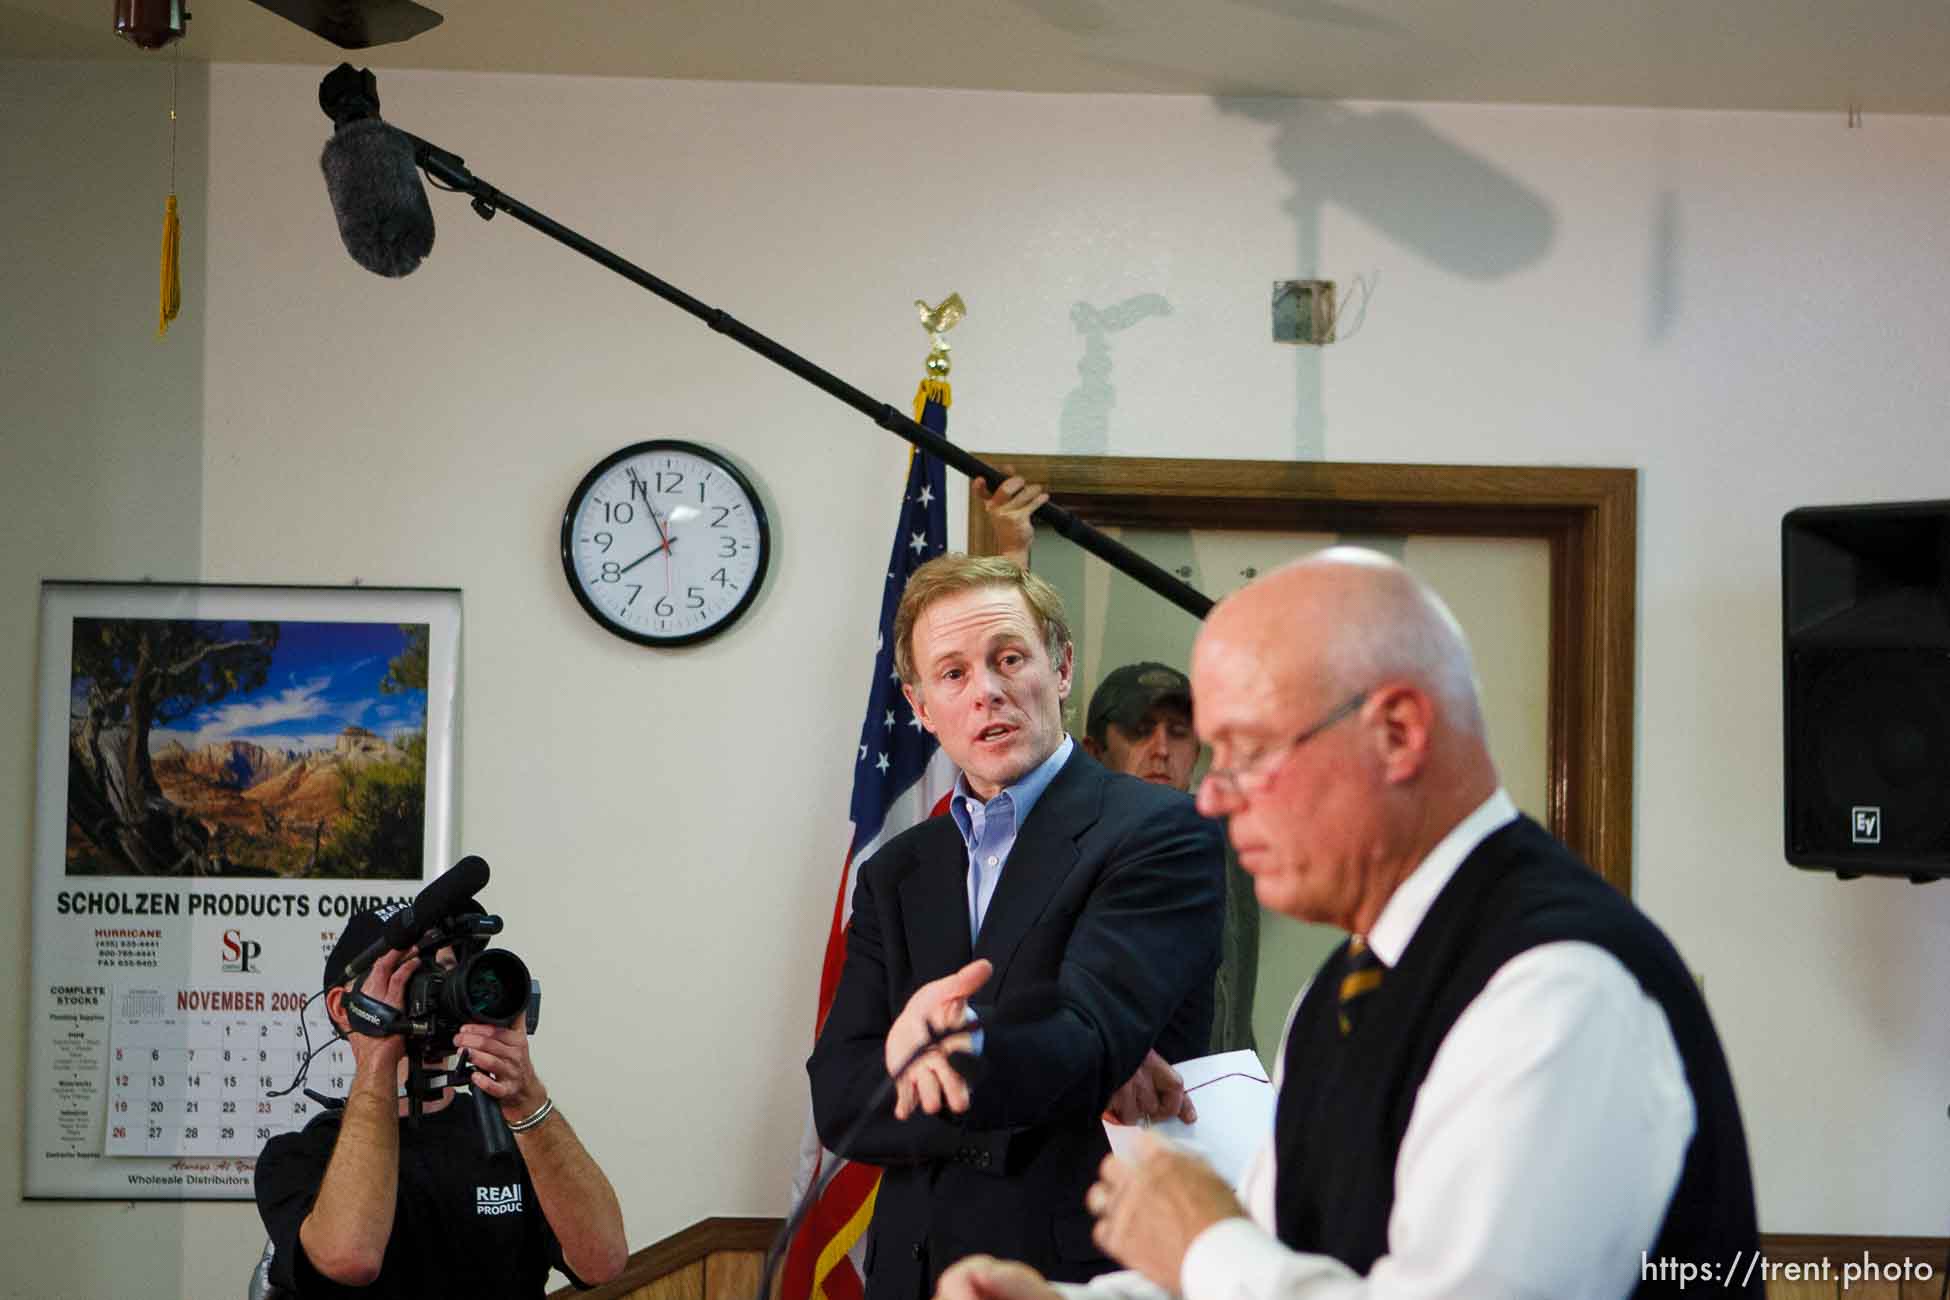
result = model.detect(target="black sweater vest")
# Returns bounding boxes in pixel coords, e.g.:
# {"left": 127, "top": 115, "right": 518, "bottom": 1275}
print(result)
{"left": 1273, "top": 815, "right": 1759, "bottom": 1295}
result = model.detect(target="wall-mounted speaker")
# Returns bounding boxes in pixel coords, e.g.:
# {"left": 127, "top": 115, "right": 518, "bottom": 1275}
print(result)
{"left": 1783, "top": 500, "right": 1950, "bottom": 881}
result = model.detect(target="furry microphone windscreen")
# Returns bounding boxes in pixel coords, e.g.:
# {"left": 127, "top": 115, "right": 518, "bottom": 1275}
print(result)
{"left": 320, "top": 117, "right": 436, "bottom": 278}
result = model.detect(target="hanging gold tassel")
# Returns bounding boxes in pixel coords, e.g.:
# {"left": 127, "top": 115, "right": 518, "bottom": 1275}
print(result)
{"left": 156, "top": 48, "right": 182, "bottom": 339}
{"left": 158, "top": 193, "right": 181, "bottom": 338}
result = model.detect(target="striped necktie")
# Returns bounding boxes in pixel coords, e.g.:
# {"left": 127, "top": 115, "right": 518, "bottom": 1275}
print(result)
{"left": 1337, "top": 935, "right": 1386, "bottom": 1036}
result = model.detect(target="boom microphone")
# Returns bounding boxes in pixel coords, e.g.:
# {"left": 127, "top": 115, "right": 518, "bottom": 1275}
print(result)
{"left": 341, "top": 854, "right": 492, "bottom": 982}
{"left": 304, "top": 65, "right": 1212, "bottom": 618}
{"left": 318, "top": 63, "right": 434, "bottom": 277}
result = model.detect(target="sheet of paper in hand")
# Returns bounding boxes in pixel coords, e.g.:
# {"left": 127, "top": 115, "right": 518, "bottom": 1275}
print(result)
{"left": 1102, "top": 1049, "right": 1273, "bottom": 1186}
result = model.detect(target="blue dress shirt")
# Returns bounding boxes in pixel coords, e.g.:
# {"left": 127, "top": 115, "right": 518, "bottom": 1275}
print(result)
{"left": 950, "top": 735, "right": 1075, "bottom": 941}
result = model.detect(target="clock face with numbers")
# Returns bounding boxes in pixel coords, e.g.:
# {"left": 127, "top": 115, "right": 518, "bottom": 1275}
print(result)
{"left": 560, "top": 440, "right": 771, "bottom": 646}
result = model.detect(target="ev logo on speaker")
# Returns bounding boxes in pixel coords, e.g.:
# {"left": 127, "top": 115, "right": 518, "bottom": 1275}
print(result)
{"left": 1852, "top": 806, "right": 1881, "bottom": 844}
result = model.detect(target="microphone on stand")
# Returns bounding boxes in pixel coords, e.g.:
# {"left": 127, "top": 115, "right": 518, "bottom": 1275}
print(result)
{"left": 757, "top": 986, "right": 1065, "bottom": 1300}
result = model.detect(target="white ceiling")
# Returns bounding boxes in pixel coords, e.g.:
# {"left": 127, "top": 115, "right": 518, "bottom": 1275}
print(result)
{"left": 8, "top": 0, "right": 1950, "bottom": 116}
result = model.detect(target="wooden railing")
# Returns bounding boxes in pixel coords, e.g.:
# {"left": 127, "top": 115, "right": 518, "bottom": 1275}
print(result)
{"left": 551, "top": 1217, "right": 779, "bottom": 1300}
{"left": 561, "top": 1221, "right": 1947, "bottom": 1300}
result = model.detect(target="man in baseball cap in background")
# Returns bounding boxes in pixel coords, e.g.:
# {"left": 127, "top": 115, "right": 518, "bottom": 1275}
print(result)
{"left": 1081, "top": 661, "right": 1258, "bottom": 1055}
{"left": 1082, "top": 663, "right": 1200, "bottom": 792}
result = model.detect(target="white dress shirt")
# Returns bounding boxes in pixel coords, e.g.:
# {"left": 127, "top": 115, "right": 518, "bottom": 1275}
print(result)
{"left": 1060, "top": 790, "right": 1696, "bottom": 1300}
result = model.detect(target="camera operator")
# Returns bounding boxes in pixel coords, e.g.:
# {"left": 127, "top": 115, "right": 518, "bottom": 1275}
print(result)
{"left": 254, "top": 909, "right": 628, "bottom": 1297}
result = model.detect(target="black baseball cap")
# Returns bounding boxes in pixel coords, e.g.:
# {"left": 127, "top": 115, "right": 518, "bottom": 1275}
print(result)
{"left": 322, "top": 899, "right": 485, "bottom": 991}
{"left": 1085, "top": 661, "right": 1193, "bottom": 743}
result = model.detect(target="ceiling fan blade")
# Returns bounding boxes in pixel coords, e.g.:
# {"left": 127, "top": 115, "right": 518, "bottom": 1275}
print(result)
{"left": 247, "top": 0, "right": 444, "bottom": 50}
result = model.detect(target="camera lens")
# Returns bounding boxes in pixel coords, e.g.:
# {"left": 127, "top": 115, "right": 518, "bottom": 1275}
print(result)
{"left": 444, "top": 949, "right": 530, "bottom": 1026}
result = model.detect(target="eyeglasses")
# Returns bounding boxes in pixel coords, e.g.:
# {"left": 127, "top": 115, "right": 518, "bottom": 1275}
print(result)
{"left": 1199, "top": 690, "right": 1370, "bottom": 805}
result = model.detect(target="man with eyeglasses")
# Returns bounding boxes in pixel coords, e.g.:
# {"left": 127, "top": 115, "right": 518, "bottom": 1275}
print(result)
{"left": 934, "top": 547, "right": 1760, "bottom": 1300}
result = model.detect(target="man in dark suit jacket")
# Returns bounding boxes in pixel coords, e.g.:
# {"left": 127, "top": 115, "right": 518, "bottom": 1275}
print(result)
{"left": 808, "top": 553, "right": 1226, "bottom": 1300}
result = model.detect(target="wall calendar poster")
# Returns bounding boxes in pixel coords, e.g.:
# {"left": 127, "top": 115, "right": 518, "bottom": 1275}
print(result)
{"left": 26, "top": 583, "right": 461, "bottom": 1199}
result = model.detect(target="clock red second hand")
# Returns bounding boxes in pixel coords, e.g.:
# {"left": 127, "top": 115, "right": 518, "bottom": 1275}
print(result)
{"left": 615, "top": 495, "right": 676, "bottom": 582}
{"left": 651, "top": 500, "right": 674, "bottom": 603}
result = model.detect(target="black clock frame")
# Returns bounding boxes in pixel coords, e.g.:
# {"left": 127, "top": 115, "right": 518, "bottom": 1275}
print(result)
{"left": 559, "top": 439, "right": 772, "bottom": 648}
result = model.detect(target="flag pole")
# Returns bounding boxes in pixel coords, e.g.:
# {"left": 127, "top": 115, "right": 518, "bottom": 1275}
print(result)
{"left": 781, "top": 309, "right": 964, "bottom": 1300}
{"left": 410, "top": 140, "right": 1215, "bottom": 621}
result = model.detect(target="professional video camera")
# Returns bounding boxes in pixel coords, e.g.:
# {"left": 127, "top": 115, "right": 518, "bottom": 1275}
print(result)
{"left": 344, "top": 907, "right": 536, "bottom": 1047}
{"left": 329, "top": 855, "right": 541, "bottom": 1152}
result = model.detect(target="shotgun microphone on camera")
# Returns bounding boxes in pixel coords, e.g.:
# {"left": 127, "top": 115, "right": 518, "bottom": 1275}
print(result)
{"left": 340, "top": 855, "right": 492, "bottom": 981}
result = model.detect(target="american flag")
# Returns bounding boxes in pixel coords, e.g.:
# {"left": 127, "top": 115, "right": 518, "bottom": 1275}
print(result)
{"left": 784, "top": 382, "right": 958, "bottom": 1300}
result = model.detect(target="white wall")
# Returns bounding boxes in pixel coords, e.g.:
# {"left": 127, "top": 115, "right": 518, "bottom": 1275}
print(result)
{"left": 2, "top": 58, "right": 217, "bottom": 1300}
{"left": 6, "top": 55, "right": 1949, "bottom": 1298}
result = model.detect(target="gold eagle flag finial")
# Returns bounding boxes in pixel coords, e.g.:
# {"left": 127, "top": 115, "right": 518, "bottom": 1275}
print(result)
{"left": 915, "top": 293, "right": 966, "bottom": 378}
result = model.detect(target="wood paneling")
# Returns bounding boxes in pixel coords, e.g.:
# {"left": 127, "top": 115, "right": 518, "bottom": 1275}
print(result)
{"left": 706, "top": 1250, "right": 766, "bottom": 1300}
{"left": 631, "top": 1260, "right": 705, "bottom": 1300}
{"left": 555, "top": 1217, "right": 778, "bottom": 1300}
{"left": 1771, "top": 1282, "right": 1842, "bottom": 1300}
{"left": 1846, "top": 1284, "right": 1904, "bottom": 1300}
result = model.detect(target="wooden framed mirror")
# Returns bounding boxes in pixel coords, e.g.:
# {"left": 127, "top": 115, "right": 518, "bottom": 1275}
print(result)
{"left": 966, "top": 456, "right": 1638, "bottom": 896}
{"left": 967, "top": 458, "right": 1638, "bottom": 1060}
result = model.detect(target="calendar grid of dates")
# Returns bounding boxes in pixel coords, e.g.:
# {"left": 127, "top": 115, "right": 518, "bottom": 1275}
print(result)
{"left": 105, "top": 1003, "right": 354, "bottom": 1157}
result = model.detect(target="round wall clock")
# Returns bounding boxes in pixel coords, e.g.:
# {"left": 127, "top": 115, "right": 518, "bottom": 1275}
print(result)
{"left": 560, "top": 440, "right": 772, "bottom": 646}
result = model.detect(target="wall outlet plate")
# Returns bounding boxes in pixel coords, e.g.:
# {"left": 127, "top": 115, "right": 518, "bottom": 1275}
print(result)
{"left": 1273, "top": 279, "right": 1336, "bottom": 345}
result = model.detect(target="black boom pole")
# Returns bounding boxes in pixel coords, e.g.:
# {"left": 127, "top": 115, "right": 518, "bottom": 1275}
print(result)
{"left": 410, "top": 135, "right": 1214, "bottom": 622}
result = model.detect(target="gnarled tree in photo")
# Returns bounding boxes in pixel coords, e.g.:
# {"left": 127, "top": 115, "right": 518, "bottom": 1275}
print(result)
{"left": 68, "top": 618, "right": 280, "bottom": 875}
{"left": 313, "top": 623, "right": 430, "bottom": 880}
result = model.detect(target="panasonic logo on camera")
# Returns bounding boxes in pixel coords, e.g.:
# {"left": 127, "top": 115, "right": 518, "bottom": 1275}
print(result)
{"left": 477, "top": 1184, "right": 523, "bottom": 1216}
